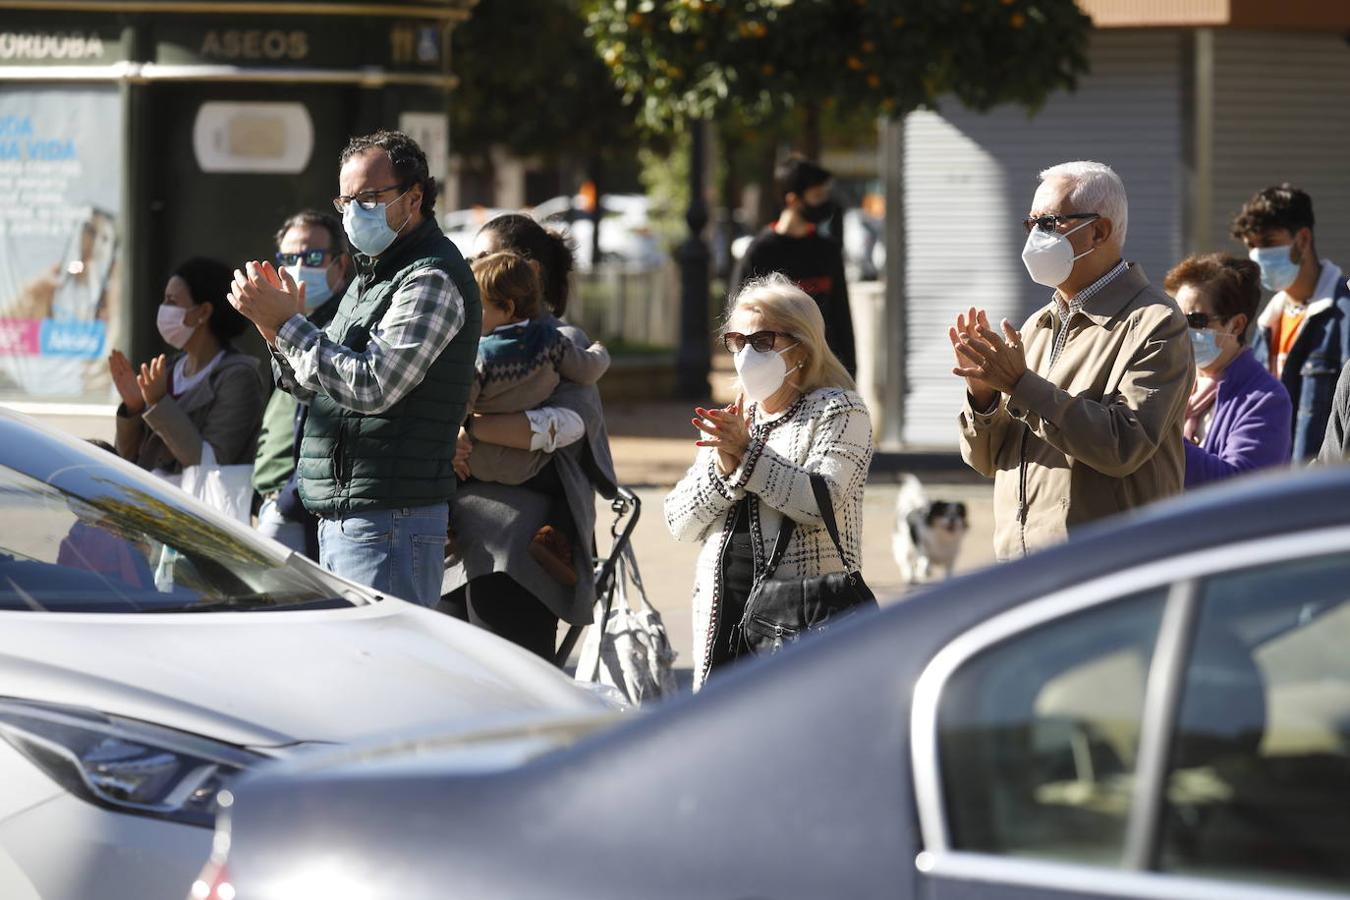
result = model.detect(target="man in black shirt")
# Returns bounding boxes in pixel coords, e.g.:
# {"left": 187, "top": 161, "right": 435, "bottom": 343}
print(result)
{"left": 732, "top": 156, "right": 856, "bottom": 375}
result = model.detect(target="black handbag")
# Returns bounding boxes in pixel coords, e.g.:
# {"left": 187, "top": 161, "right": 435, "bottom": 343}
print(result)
{"left": 740, "top": 474, "right": 877, "bottom": 655}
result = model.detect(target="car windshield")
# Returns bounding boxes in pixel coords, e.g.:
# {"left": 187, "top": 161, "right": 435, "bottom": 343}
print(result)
{"left": 0, "top": 452, "right": 355, "bottom": 614}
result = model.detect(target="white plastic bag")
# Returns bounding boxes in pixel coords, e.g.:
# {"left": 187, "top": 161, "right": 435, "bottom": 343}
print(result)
{"left": 178, "top": 443, "right": 254, "bottom": 524}
{"left": 576, "top": 544, "right": 678, "bottom": 705}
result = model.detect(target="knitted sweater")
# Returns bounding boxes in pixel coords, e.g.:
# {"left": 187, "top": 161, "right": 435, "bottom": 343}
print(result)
{"left": 467, "top": 319, "right": 609, "bottom": 485}
{"left": 470, "top": 319, "right": 609, "bottom": 415}
{"left": 664, "top": 387, "right": 873, "bottom": 689}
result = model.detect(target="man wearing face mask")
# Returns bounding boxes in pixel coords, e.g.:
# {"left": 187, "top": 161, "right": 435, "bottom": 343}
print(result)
{"left": 1232, "top": 183, "right": 1350, "bottom": 461}
{"left": 732, "top": 156, "right": 856, "bottom": 375}
{"left": 951, "top": 161, "right": 1190, "bottom": 561}
{"left": 249, "top": 210, "right": 352, "bottom": 558}
{"left": 228, "top": 130, "right": 481, "bottom": 608}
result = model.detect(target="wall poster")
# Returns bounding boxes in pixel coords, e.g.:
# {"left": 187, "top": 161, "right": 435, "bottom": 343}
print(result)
{"left": 0, "top": 86, "right": 122, "bottom": 404}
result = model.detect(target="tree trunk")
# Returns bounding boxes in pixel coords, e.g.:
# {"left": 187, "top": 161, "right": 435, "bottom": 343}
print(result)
{"left": 717, "top": 125, "right": 739, "bottom": 280}
{"left": 800, "top": 102, "right": 823, "bottom": 161}
{"left": 754, "top": 136, "right": 778, "bottom": 229}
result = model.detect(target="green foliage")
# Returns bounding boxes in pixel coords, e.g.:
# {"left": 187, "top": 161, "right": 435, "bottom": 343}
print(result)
{"left": 585, "top": 0, "right": 1091, "bottom": 134}
{"left": 638, "top": 134, "right": 690, "bottom": 247}
{"left": 451, "top": 0, "right": 641, "bottom": 166}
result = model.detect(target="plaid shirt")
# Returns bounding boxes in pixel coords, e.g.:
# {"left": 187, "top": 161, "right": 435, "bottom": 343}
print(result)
{"left": 271, "top": 267, "right": 465, "bottom": 414}
{"left": 1049, "top": 259, "right": 1129, "bottom": 367}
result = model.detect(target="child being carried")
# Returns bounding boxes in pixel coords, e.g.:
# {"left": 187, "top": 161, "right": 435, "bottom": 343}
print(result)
{"left": 461, "top": 250, "right": 609, "bottom": 584}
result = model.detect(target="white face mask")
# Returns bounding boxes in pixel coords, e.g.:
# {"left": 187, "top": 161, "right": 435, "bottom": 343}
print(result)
{"left": 156, "top": 303, "right": 197, "bottom": 349}
{"left": 1021, "top": 219, "right": 1097, "bottom": 288}
{"left": 735, "top": 342, "right": 799, "bottom": 403}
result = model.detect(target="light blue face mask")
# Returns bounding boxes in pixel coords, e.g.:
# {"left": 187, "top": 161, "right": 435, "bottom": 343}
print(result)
{"left": 284, "top": 264, "right": 334, "bottom": 311}
{"left": 343, "top": 188, "right": 412, "bottom": 257}
{"left": 1249, "top": 244, "right": 1301, "bottom": 293}
{"left": 1190, "top": 328, "right": 1223, "bottom": 369}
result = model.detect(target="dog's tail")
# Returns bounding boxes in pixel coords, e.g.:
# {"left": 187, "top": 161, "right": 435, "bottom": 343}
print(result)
{"left": 896, "top": 473, "right": 927, "bottom": 525}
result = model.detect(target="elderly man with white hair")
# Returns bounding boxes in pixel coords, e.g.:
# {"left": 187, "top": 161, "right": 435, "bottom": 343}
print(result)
{"left": 950, "top": 160, "right": 1191, "bottom": 560}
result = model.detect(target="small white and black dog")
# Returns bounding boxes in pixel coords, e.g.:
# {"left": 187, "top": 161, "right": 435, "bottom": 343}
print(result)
{"left": 893, "top": 474, "right": 969, "bottom": 584}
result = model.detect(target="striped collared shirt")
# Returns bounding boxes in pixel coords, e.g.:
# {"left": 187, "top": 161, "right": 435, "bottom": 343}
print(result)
{"left": 270, "top": 268, "right": 465, "bottom": 414}
{"left": 1049, "top": 259, "right": 1129, "bottom": 367}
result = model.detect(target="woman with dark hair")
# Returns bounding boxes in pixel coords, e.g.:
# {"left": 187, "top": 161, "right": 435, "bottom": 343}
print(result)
{"left": 440, "top": 214, "right": 619, "bottom": 660}
{"left": 108, "top": 257, "right": 267, "bottom": 477}
{"left": 1164, "top": 252, "right": 1292, "bottom": 487}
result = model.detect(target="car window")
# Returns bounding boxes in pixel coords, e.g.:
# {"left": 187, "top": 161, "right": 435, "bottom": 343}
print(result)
{"left": 937, "top": 590, "right": 1168, "bottom": 866}
{"left": 1160, "top": 553, "right": 1350, "bottom": 893}
{"left": 0, "top": 459, "right": 353, "bottom": 613}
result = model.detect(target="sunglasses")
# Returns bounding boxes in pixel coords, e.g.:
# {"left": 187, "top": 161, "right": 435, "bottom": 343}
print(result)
{"left": 1185, "top": 312, "right": 1228, "bottom": 330}
{"left": 722, "top": 330, "right": 792, "bottom": 353}
{"left": 274, "top": 249, "right": 334, "bottom": 268}
{"left": 1022, "top": 212, "right": 1100, "bottom": 234}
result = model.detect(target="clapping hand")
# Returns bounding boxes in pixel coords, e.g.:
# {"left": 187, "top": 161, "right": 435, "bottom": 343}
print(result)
{"left": 229, "top": 260, "right": 305, "bottom": 344}
{"left": 108, "top": 349, "right": 145, "bottom": 414}
{"left": 950, "top": 306, "right": 1028, "bottom": 399}
{"left": 136, "top": 353, "right": 169, "bottom": 408}
{"left": 693, "top": 398, "right": 752, "bottom": 476}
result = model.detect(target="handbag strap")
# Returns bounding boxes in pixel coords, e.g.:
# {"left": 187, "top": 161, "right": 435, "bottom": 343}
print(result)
{"left": 809, "top": 474, "right": 857, "bottom": 573}
{"left": 758, "top": 474, "right": 853, "bottom": 579}
{"left": 760, "top": 508, "right": 796, "bottom": 582}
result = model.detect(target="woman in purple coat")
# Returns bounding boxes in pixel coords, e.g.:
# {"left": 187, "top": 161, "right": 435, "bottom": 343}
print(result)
{"left": 1165, "top": 253, "right": 1293, "bottom": 487}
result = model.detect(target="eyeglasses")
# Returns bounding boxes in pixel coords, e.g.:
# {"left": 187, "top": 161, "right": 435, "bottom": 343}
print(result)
{"left": 1022, "top": 212, "right": 1100, "bottom": 234}
{"left": 723, "top": 330, "right": 792, "bottom": 353}
{"left": 274, "top": 249, "right": 334, "bottom": 268}
{"left": 1185, "top": 311, "right": 1227, "bottom": 330}
{"left": 332, "top": 184, "right": 406, "bottom": 213}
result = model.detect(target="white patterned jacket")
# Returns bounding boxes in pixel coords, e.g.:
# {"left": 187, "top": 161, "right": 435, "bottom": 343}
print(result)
{"left": 664, "top": 387, "right": 874, "bottom": 688}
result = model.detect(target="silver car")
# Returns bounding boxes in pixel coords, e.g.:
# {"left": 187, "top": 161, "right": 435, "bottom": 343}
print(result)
{"left": 0, "top": 409, "right": 605, "bottom": 900}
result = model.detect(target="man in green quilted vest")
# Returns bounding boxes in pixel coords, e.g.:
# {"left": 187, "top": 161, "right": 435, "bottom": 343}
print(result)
{"left": 228, "top": 130, "right": 481, "bottom": 607}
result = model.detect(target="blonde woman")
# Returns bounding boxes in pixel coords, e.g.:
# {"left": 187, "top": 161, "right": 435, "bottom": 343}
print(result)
{"left": 665, "top": 274, "right": 874, "bottom": 688}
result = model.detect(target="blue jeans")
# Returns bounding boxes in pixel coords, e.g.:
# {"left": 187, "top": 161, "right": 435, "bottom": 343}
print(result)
{"left": 317, "top": 503, "right": 448, "bottom": 607}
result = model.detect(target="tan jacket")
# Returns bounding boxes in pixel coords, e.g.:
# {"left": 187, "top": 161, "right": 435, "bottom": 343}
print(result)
{"left": 959, "top": 263, "right": 1191, "bottom": 560}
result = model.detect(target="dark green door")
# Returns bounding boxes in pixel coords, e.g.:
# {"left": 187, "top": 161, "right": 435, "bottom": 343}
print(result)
{"left": 139, "top": 82, "right": 360, "bottom": 359}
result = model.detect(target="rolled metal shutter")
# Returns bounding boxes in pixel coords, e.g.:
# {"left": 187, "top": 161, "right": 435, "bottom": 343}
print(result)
{"left": 1208, "top": 31, "right": 1350, "bottom": 259}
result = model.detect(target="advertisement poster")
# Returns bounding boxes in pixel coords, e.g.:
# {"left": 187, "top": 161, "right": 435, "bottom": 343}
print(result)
{"left": 0, "top": 86, "right": 122, "bottom": 404}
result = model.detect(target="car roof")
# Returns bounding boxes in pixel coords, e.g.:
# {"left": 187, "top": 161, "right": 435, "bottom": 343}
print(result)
{"left": 946, "top": 463, "right": 1350, "bottom": 604}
